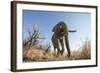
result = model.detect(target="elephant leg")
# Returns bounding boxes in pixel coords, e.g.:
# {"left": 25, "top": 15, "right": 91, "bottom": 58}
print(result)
{"left": 55, "top": 40, "right": 60, "bottom": 56}
{"left": 51, "top": 35, "right": 60, "bottom": 55}
{"left": 56, "top": 42, "right": 60, "bottom": 56}
{"left": 60, "top": 39, "right": 64, "bottom": 55}
{"left": 54, "top": 47, "right": 56, "bottom": 54}
{"left": 65, "top": 35, "right": 71, "bottom": 57}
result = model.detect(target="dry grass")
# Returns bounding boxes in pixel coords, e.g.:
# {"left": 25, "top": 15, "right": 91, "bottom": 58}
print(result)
{"left": 23, "top": 40, "right": 91, "bottom": 62}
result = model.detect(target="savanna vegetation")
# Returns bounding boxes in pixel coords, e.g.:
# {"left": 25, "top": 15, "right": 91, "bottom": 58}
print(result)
{"left": 23, "top": 25, "right": 91, "bottom": 62}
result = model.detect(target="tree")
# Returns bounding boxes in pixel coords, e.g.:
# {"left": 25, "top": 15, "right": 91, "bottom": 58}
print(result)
{"left": 23, "top": 25, "right": 41, "bottom": 49}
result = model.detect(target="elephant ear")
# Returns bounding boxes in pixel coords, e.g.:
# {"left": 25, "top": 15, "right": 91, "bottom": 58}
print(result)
{"left": 52, "top": 23, "right": 58, "bottom": 32}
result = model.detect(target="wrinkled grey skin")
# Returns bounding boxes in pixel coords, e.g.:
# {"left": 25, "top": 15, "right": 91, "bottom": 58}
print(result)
{"left": 51, "top": 21, "right": 76, "bottom": 57}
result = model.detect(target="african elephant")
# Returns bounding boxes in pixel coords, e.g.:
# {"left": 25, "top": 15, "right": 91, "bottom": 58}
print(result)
{"left": 51, "top": 21, "right": 76, "bottom": 57}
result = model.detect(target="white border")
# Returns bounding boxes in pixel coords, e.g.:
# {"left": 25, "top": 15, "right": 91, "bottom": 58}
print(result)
{"left": 17, "top": 3, "right": 96, "bottom": 69}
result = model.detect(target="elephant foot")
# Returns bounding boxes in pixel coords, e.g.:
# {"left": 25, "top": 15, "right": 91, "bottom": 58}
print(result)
{"left": 57, "top": 51, "right": 60, "bottom": 55}
{"left": 67, "top": 53, "right": 71, "bottom": 57}
{"left": 60, "top": 50, "right": 64, "bottom": 55}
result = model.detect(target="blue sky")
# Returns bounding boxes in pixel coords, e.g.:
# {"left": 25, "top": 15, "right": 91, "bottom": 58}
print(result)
{"left": 22, "top": 10, "right": 91, "bottom": 51}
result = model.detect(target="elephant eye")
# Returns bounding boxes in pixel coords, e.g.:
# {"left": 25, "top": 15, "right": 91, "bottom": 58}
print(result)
{"left": 61, "top": 29, "right": 64, "bottom": 32}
